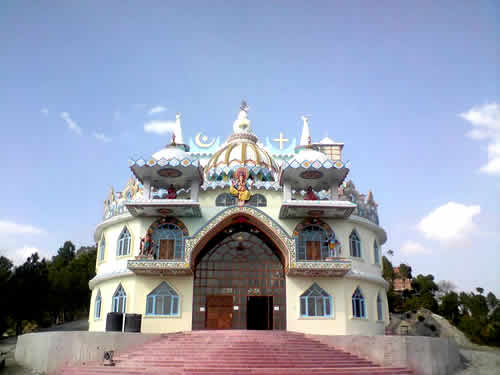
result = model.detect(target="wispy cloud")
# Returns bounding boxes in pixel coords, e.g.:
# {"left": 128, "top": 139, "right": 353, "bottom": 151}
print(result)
{"left": 417, "top": 202, "right": 480, "bottom": 242}
{"left": 144, "top": 120, "right": 176, "bottom": 135}
{"left": 60, "top": 112, "right": 83, "bottom": 135}
{"left": 0, "top": 246, "right": 48, "bottom": 266}
{"left": 41, "top": 108, "right": 49, "bottom": 115}
{"left": 148, "top": 106, "right": 167, "bottom": 115}
{"left": 401, "top": 240, "right": 429, "bottom": 255}
{"left": 0, "top": 220, "right": 45, "bottom": 236}
{"left": 460, "top": 102, "right": 500, "bottom": 175}
{"left": 93, "top": 132, "right": 112, "bottom": 143}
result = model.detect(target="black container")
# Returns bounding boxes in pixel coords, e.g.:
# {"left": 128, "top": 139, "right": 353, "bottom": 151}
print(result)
{"left": 105, "top": 312, "right": 123, "bottom": 332}
{"left": 124, "top": 313, "right": 142, "bottom": 332}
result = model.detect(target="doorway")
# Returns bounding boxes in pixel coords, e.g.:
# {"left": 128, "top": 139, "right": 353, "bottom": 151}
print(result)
{"left": 206, "top": 295, "right": 233, "bottom": 329}
{"left": 247, "top": 296, "right": 273, "bottom": 330}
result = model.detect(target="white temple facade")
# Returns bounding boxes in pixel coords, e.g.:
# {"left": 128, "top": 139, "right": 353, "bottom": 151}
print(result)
{"left": 88, "top": 103, "right": 388, "bottom": 335}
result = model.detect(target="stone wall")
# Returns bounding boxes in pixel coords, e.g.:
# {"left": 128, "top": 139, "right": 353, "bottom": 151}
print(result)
{"left": 15, "top": 331, "right": 162, "bottom": 375}
{"left": 306, "top": 334, "right": 463, "bottom": 375}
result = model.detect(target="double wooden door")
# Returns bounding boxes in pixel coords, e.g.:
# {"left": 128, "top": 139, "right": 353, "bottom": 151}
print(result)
{"left": 206, "top": 295, "right": 233, "bottom": 329}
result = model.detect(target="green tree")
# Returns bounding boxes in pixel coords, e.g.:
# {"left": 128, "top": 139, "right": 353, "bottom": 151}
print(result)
{"left": 439, "top": 291, "right": 460, "bottom": 324}
{"left": 382, "top": 256, "right": 395, "bottom": 284}
{"left": 0, "top": 255, "right": 13, "bottom": 335}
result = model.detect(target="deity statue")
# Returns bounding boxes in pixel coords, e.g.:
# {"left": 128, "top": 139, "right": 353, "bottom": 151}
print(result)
{"left": 304, "top": 186, "right": 318, "bottom": 201}
{"left": 139, "top": 233, "right": 154, "bottom": 258}
{"left": 230, "top": 167, "right": 252, "bottom": 206}
{"left": 167, "top": 184, "right": 177, "bottom": 199}
{"left": 328, "top": 234, "right": 342, "bottom": 258}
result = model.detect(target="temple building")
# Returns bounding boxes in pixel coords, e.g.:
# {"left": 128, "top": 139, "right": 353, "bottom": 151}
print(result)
{"left": 88, "top": 102, "right": 388, "bottom": 335}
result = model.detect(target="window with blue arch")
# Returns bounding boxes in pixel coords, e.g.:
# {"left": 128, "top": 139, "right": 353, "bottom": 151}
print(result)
{"left": 152, "top": 223, "right": 184, "bottom": 260}
{"left": 300, "top": 283, "right": 333, "bottom": 317}
{"left": 146, "top": 281, "right": 180, "bottom": 316}
{"left": 352, "top": 287, "right": 366, "bottom": 318}
{"left": 112, "top": 284, "right": 126, "bottom": 313}
{"left": 377, "top": 292, "right": 383, "bottom": 321}
{"left": 98, "top": 235, "right": 105, "bottom": 261}
{"left": 94, "top": 290, "right": 102, "bottom": 319}
{"left": 117, "top": 227, "right": 131, "bottom": 256}
{"left": 349, "top": 230, "right": 362, "bottom": 258}
{"left": 297, "top": 225, "right": 330, "bottom": 261}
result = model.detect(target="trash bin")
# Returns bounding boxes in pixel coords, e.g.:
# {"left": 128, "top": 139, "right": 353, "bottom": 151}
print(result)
{"left": 106, "top": 312, "right": 123, "bottom": 332}
{"left": 124, "top": 313, "right": 142, "bottom": 332}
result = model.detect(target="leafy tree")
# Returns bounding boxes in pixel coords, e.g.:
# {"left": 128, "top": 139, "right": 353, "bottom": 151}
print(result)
{"left": 439, "top": 291, "right": 460, "bottom": 324}
{"left": 486, "top": 292, "right": 498, "bottom": 312}
{"left": 0, "top": 255, "right": 13, "bottom": 335}
{"left": 382, "top": 256, "right": 395, "bottom": 284}
{"left": 9, "top": 253, "right": 50, "bottom": 335}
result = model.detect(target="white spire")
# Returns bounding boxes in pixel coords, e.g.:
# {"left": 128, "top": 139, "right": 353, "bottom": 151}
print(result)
{"left": 174, "top": 113, "right": 184, "bottom": 144}
{"left": 233, "top": 100, "right": 252, "bottom": 134}
{"left": 300, "top": 115, "right": 311, "bottom": 145}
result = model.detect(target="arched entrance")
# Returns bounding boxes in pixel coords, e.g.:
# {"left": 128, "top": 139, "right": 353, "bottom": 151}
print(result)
{"left": 192, "top": 219, "right": 286, "bottom": 330}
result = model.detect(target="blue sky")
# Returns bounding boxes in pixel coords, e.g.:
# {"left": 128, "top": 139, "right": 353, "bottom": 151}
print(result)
{"left": 1, "top": 2, "right": 498, "bottom": 295}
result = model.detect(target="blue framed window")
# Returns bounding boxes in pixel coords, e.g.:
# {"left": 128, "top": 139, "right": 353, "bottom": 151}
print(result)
{"left": 94, "top": 290, "right": 102, "bottom": 319}
{"left": 112, "top": 284, "right": 126, "bottom": 313}
{"left": 152, "top": 224, "right": 184, "bottom": 259}
{"left": 248, "top": 194, "right": 267, "bottom": 207}
{"left": 300, "top": 283, "right": 332, "bottom": 317}
{"left": 352, "top": 287, "right": 366, "bottom": 318}
{"left": 117, "top": 227, "right": 131, "bottom": 256}
{"left": 98, "top": 235, "right": 105, "bottom": 261}
{"left": 377, "top": 293, "right": 383, "bottom": 321}
{"left": 146, "top": 282, "right": 180, "bottom": 316}
{"left": 374, "top": 240, "right": 380, "bottom": 264}
{"left": 349, "top": 230, "right": 362, "bottom": 257}
{"left": 297, "top": 226, "right": 330, "bottom": 261}
{"left": 216, "top": 193, "right": 236, "bottom": 206}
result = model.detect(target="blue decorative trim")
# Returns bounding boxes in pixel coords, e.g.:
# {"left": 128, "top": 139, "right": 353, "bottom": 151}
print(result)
{"left": 281, "top": 159, "right": 346, "bottom": 169}
{"left": 128, "top": 157, "right": 200, "bottom": 168}
{"left": 201, "top": 180, "right": 281, "bottom": 191}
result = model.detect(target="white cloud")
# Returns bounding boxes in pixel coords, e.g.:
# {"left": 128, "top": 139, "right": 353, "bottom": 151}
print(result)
{"left": 93, "top": 132, "right": 112, "bottom": 143}
{"left": 460, "top": 102, "right": 500, "bottom": 175}
{"left": 41, "top": 108, "right": 48, "bottom": 115}
{"left": 60, "top": 112, "right": 83, "bottom": 135}
{"left": 0, "top": 220, "right": 45, "bottom": 235}
{"left": 148, "top": 106, "right": 167, "bottom": 115}
{"left": 401, "top": 240, "right": 429, "bottom": 255}
{"left": 144, "top": 120, "right": 176, "bottom": 135}
{"left": 0, "top": 246, "right": 48, "bottom": 266}
{"left": 417, "top": 202, "right": 480, "bottom": 242}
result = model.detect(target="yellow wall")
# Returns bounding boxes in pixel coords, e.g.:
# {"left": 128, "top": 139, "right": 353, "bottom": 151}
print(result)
{"left": 89, "top": 275, "right": 194, "bottom": 333}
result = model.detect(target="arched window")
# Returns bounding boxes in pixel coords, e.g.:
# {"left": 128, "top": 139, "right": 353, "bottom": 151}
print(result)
{"left": 216, "top": 193, "right": 236, "bottom": 207}
{"left": 152, "top": 224, "right": 184, "bottom": 259}
{"left": 377, "top": 292, "right": 383, "bottom": 321}
{"left": 94, "top": 290, "right": 102, "bottom": 319}
{"left": 146, "top": 281, "right": 180, "bottom": 316}
{"left": 248, "top": 194, "right": 267, "bottom": 207}
{"left": 352, "top": 287, "right": 366, "bottom": 318}
{"left": 373, "top": 240, "right": 380, "bottom": 264}
{"left": 117, "top": 227, "right": 131, "bottom": 256}
{"left": 349, "top": 230, "right": 362, "bottom": 258}
{"left": 297, "top": 225, "right": 330, "bottom": 261}
{"left": 98, "top": 235, "right": 105, "bottom": 261}
{"left": 112, "top": 284, "right": 126, "bottom": 313}
{"left": 300, "top": 283, "right": 332, "bottom": 317}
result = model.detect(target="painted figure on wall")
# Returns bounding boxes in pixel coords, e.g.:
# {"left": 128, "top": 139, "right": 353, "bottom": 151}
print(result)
{"left": 167, "top": 184, "right": 177, "bottom": 199}
{"left": 230, "top": 167, "right": 252, "bottom": 206}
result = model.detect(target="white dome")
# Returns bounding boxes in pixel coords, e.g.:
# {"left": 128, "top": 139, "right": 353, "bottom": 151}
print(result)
{"left": 152, "top": 145, "right": 193, "bottom": 161}
{"left": 291, "top": 148, "right": 330, "bottom": 164}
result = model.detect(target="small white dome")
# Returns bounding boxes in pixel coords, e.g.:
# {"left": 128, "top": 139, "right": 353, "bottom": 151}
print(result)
{"left": 320, "top": 136, "right": 335, "bottom": 144}
{"left": 152, "top": 145, "right": 193, "bottom": 161}
{"left": 291, "top": 148, "right": 330, "bottom": 164}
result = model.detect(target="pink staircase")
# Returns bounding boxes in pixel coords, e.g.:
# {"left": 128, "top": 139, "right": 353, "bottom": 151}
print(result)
{"left": 59, "top": 330, "right": 413, "bottom": 375}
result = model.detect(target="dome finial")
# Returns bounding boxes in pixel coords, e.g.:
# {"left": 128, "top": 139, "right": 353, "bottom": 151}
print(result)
{"left": 300, "top": 115, "right": 311, "bottom": 145}
{"left": 233, "top": 100, "right": 252, "bottom": 134}
{"left": 174, "top": 112, "right": 184, "bottom": 144}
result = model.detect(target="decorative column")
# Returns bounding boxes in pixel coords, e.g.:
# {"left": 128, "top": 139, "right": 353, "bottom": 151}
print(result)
{"left": 329, "top": 184, "right": 338, "bottom": 200}
{"left": 190, "top": 180, "right": 200, "bottom": 202}
{"left": 143, "top": 178, "right": 152, "bottom": 200}
{"left": 283, "top": 182, "right": 292, "bottom": 201}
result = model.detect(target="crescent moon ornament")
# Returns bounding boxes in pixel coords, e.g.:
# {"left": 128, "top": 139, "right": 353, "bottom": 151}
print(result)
{"left": 195, "top": 132, "right": 216, "bottom": 148}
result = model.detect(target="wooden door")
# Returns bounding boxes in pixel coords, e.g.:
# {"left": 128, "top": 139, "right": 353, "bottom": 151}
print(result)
{"left": 206, "top": 295, "right": 233, "bottom": 329}
{"left": 306, "top": 241, "right": 321, "bottom": 260}
{"left": 159, "top": 239, "right": 174, "bottom": 259}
